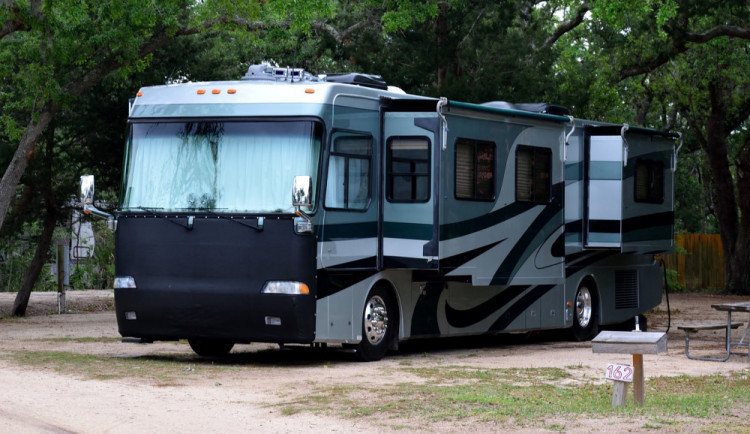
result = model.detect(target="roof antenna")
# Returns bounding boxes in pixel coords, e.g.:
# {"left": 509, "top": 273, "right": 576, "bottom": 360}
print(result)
{"left": 289, "top": 38, "right": 298, "bottom": 83}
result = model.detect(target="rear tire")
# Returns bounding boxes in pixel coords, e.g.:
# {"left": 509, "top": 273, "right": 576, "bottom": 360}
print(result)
{"left": 355, "top": 286, "right": 396, "bottom": 362}
{"left": 188, "top": 338, "right": 234, "bottom": 357}
{"left": 571, "top": 283, "right": 599, "bottom": 341}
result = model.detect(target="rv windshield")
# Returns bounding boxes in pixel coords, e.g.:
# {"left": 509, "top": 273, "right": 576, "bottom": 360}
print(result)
{"left": 121, "top": 121, "right": 321, "bottom": 213}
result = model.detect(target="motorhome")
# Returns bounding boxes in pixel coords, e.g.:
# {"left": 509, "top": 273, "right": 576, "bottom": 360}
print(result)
{"left": 82, "top": 64, "right": 676, "bottom": 361}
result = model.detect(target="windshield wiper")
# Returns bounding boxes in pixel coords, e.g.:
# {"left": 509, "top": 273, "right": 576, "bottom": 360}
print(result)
{"left": 189, "top": 208, "right": 264, "bottom": 232}
{"left": 126, "top": 206, "right": 191, "bottom": 230}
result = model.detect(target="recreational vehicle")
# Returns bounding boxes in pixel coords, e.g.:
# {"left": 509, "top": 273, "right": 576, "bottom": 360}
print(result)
{"left": 81, "top": 64, "right": 676, "bottom": 361}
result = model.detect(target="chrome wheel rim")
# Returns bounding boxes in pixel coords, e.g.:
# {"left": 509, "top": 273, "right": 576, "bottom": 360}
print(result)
{"left": 364, "top": 295, "right": 388, "bottom": 345}
{"left": 575, "top": 286, "right": 592, "bottom": 328}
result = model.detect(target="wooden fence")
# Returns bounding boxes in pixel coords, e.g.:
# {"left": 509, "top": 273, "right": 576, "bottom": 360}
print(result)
{"left": 662, "top": 233, "right": 724, "bottom": 291}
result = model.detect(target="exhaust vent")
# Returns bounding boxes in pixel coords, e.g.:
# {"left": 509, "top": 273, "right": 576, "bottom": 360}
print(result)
{"left": 615, "top": 270, "right": 639, "bottom": 309}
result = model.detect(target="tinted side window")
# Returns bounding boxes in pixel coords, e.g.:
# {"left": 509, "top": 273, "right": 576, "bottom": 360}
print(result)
{"left": 387, "top": 137, "right": 430, "bottom": 203}
{"left": 455, "top": 138, "right": 495, "bottom": 200}
{"left": 634, "top": 158, "right": 664, "bottom": 203}
{"left": 325, "top": 133, "right": 372, "bottom": 210}
{"left": 516, "top": 145, "right": 551, "bottom": 203}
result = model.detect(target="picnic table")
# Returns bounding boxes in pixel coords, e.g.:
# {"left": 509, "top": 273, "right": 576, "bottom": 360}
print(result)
{"left": 678, "top": 301, "right": 750, "bottom": 362}
{"left": 711, "top": 301, "right": 750, "bottom": 360}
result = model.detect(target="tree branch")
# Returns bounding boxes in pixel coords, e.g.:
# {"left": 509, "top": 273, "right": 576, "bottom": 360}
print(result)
{"left": 0, "top": 0, "right": 44, "bottom": 40}
{"left": 456, "top": 7, "right": 487, "bottom": 50}
{"left": 544, "top": 2, "right": 589, "bottom": 48}
{"left": 621, "top": 25, "right": 750, "bottom": 79}
{"left": 311, "top": 19, "right": 374, "bottom": 45}
{"left": 685, "top": 25, "right": 750, "bottom": 43}
{"left": 0, "top": 2, "right": 28, "bottom": 40}
{"left": 61, "top": 14, "right": 278, "bottom": 98}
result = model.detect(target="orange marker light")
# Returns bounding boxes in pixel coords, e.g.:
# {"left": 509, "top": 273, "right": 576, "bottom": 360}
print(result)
{"left": 305, "top": 88, "right": 315, "bottom": 94}
{"left": 227, "top": 89, "right": 237, "bottom": 94}
{"left": 212, "top": 89, "right": 220, "bottom": 94}
{"left": 136, "top": 91, "right": 143, "bottom": 97}
{"left": 197, "top": 89, "right": 206, "bottom": 95}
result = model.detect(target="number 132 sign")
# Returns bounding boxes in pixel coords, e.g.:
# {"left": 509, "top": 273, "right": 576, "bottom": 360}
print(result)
{"left": 605, "top": 363, "right": 633, "bottom": 382}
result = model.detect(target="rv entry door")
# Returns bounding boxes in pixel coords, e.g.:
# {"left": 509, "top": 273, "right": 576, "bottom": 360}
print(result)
{"left": 380, "top": 107, "right": 440, "bottom": 269}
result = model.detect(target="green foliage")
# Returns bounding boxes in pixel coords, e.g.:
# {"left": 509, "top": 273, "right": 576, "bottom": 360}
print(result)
{"left": 307, "top": 0, "right": 565, "bottom": 102}
{"left": 665, "top": 268, "right": 686, "bottom": 292}
{"left": 69, "top": 220, "right": 115, "bottom": 290}
{"left": 0, "top": 221, "right": 57, "bottom": 292}
{"left": 673, "top": 151, "right": 718, "bottom": 233}
{"left": 380, "top": 0, "right": 440, "bottom": 34}
{"left": 591, "top": 0, "right": 678, "bottom": 38}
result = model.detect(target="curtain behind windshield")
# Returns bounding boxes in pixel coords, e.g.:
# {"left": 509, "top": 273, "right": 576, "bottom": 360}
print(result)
{"left": 123, "top": 121, "right": 320, "bottom": 213}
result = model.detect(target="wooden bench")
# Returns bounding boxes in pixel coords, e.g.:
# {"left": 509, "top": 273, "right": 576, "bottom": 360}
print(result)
{"left": 677, "top": 322, "right": 744, "bottom": 362}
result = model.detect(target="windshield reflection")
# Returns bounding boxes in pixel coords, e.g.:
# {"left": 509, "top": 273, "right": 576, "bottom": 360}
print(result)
{"left": 121, "top": 121, "right": 321, "bottom": 213}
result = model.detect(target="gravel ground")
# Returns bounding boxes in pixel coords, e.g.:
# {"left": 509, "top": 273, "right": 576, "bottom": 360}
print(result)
{"left": 1, "top": 290, "right": 749, "bottom": 433}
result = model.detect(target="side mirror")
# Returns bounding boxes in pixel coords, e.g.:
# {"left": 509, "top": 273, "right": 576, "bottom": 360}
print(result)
{"left": 292, "top": 175, "right": 312, "bottom": 208}
{"left": 78, "top": 174, "right": 115, "bottom": 225}
{"left": 80, "top": 174, "right": 95, "bottom": 205}
{"left": 292, "top": 176, "right": 312, "bottom": 226}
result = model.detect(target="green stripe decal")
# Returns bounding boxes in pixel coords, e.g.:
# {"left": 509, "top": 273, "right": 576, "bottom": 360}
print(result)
{"left": 319, "top": 222, "right": 377, "bottom": 241}
{"left": 384, "top": 221, "right": 433, "bottom": 240}
{"left": 565, "top": 162, "right": 583, "bottom": 181}
{"left": 588, "top": 161, "right": 621, "bottom": 180}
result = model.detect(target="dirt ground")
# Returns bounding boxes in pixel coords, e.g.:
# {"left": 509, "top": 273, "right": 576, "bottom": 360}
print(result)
{"left": 1, "top": 290, "right": 749, "bottom": 433}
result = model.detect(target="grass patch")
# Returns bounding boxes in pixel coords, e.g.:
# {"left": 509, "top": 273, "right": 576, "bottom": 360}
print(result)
{"left": 5, "top": 350, "right": 237, "bottom": 384}
{"left": 41, "top": 337, "right": 122, "bottom": 343}
{"left": 276, "top": 367, "right": 750, "bottom": 430}
{"left": 404, "top": 366, "right": 571, "bottom": 384}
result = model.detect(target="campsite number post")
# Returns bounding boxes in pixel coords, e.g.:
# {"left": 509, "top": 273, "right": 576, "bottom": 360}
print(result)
{"left": 592, "top": 331, "right": 667, "bottom": 407}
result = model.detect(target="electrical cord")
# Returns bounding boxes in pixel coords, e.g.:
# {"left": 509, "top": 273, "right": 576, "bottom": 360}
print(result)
{"left": 658, "top": 255, "right": 672, "bottom": 333}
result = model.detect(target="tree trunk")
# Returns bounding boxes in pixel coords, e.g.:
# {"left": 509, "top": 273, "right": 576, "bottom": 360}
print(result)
{"left": 0, "top": 105, "right": 59, "bottom": 234}
{"left": 701, "top": 85, "right": 740, "bottom": 292}
{"left": 435, "top": 1, "right": 449, "bottom": 89}
{"left": 727, "top": 136, "right": 750, "bottom": 294}
{"left": 12, "top": 202, "right": 57, "bottom": 316}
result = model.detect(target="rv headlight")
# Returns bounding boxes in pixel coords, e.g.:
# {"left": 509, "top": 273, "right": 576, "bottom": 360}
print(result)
{"left": 294, "top": 217, "right": 313, "bottom": 234}
{"left": 261, "top": 281, "right": 310, "bottom": 295}
{"left": 114, "top": 276, "right": 137, "bottom": 289}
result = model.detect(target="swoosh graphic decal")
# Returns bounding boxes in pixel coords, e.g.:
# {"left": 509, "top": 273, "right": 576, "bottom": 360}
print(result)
{"left": 490, "top": 285, "right": 556, "bottom": 331}
{"left": 440, "top": 201, "right": 535, "bottom": 241}
{"left": 492, "top": 208, "right": 562, "bottom": 284}
{"left": 439, "top": 239, "right": 506, "bottom": 270}
{"left": 445, "top": 285, "right": 530, "bottom": 329}
{"left": 317, "top": 269, "right": 380, "bottom": 299}
{"left": 622, "top": 211, "right": 674, "bottom": 233}
{"left": 565, "top": 251, "right": 617, "bottom": 278}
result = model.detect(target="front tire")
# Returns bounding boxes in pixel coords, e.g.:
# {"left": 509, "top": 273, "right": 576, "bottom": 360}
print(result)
{"left": 355, "top": 286, "right": 396, "bottom": 362}
{"left": 188, "top": 338, "right": 234, "bottom": 357}
{"left": 571, "top": 283, "right": 599, "bottom": 341}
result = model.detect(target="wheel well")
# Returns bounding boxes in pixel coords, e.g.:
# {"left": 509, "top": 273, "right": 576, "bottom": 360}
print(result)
{"left": 372, "top": 279, "right": 401, "bottom": 349}
{"left": 578, "top": 276, "right": 600, "bottom": 325}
